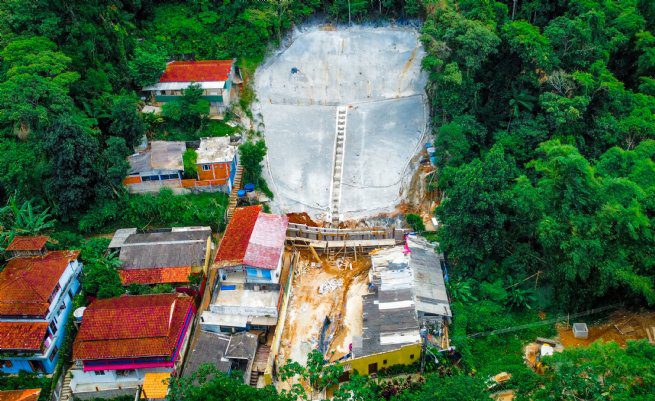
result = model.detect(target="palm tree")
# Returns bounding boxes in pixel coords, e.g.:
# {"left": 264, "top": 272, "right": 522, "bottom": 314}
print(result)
{"left": 507, "top": 85, "right": 536, "bottom": 130}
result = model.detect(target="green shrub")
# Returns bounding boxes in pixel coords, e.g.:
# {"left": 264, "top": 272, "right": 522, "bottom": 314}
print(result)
{"left": 78, "top": 189, "right": 228, "bottom": 233}
{"left": 183, "top": 149, "right": 198, "bottom": 179}
{"left": 406, "top": 213, "right": 425, "bottom": 232}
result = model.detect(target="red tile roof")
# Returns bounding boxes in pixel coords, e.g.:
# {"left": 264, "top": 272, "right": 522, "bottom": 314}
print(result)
{"left": 5, "top": 236, "right": 48, "bottom": 251}
{"left": 0, "top": 251, "right": 80, "bottom": 317}
{"left": 0, "top": 389, "right": 42, "bottom": 401}
{"left": 159, "top": 60, "right": 233, "bottom": 83}
{"left": 72, "top": 294, "right": 194, "bottom": 361}
{"left": 119, "top": 267, "right": 192, "bottom": 285}
{"left": 214, "top": 205, "right": 261, "bottom": 266}
{"left": 214, "top": 206, "right": 289, "bottom": 270}
{"left": 0, "top": 322, "right": 48, "bottom": 351}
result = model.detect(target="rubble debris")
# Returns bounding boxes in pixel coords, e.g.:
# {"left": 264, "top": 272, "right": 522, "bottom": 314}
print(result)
{"left": 318, "top": 278, "right": 343, "bottom": 294}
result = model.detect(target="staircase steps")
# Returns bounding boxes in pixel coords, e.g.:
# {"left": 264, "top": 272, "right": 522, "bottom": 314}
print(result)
{"left": 249, "top": 371, "right": 260, "bottom": 387}
{"left": 60, "top": 370, "right": 72, "bottom": 401}
{"left": 226, "top": 165, "right": 244, "bottom": 221}
{"left": 329, "top": 107, "right": 348, "bottom": 226}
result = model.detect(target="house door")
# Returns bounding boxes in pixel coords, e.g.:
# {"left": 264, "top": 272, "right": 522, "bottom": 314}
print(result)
{"left": 368, "top": 362, "right": 378, "bottom": 375}
{"left": 29, "top": 360, "right": 44, "bottom": 373}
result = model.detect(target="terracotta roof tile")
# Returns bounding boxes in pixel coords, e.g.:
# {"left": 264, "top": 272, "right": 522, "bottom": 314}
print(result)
{"left": 0, "top": 251, "right": 80, "bottom": 317}
{"left": 72, "top": 294, "right": 194, "bottom": 361}
{"left": 214, "top": 206, "right": 261, "bottom": 266}
{"left": 159, "top": 60, "right": 232, "bottom": 83}
{"left": 5, "top": 236, "right": 48, "bottom": 251}
{"left": 0, "top": 322, "right": 48, "bottom": 351}
{"left": 0, "top": 389, "right": 42, "bottom": 401}
{"left": 214, "top": 206, "right": 288, "bottom": 270}
{"left": 119, "top": 267, "right": 192, "bottom": 285}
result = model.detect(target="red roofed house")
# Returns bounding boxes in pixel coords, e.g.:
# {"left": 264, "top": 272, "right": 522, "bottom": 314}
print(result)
{"left": 200, "top": 206, "right": 289, "bottom": 334}
{"left": 0, "top": 389, "right": 41, "bottom": 401}
{"left": 0, "top": 250, "right": 82, "bottom": 374}
{"left": 142, "top": 60, "right": 237, "bottom": 116}
{"left": 70, "top": 294, "right": 195, "bottom": 400}
{"left": 5, "top": 235, "right": 48, "bottom": 258}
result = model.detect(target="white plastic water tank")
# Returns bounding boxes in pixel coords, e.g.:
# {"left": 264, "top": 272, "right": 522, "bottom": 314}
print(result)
{"left": 73, "top": 306, "right": 87, "bottom": 322}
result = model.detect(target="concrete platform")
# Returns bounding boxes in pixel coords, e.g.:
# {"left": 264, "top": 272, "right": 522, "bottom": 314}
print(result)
{"left": 255, "top": 26, "right": 427, "bottom": 222}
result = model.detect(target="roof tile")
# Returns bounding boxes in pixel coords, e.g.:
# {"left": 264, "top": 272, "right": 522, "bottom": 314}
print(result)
{"left": 214, "top": 206, "right": 288, "bottom": 270}
{"left": 0, "top": 389, "right": 42, "bottom": 401}
{"left": 5, "top": 236, "right": 48, "bottom": 251}
{"left": 0, "top": 322, "right": 48, "bottom": 351}
{"left": 119, "top": 267, "right": 192, "bottom": 285}
{"left": 159, "top": 61, "right": 233, "bottom": 83}
{"left": 0, "top": 251, "right": 79, "bottom": 317}
{"left": 72, "top": 294, "right": 194, "bottom": 361}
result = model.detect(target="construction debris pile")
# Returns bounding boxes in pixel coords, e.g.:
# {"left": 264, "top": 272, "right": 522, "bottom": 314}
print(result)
{"left": 318, "top": 278, "right": 343, "bottom": 294}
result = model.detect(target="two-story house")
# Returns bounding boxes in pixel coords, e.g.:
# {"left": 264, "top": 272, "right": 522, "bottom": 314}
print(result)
{"left": 0, "top": 248, "right": 82, "bottom": 374}
{"left": 193, "top": 137, "right": 239, "bottom": 193}
{"left": 200, "top": 206, "right": 289, "bottom": 334}
{"left": 70, "top": 294, "right": 195, "bottom": 400}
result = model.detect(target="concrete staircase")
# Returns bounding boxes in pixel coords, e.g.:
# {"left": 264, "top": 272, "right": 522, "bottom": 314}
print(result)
{"left": 60, "top": 370, "right": 72, "bottom": 401}
{"left": 226, "top": 165, "right": 244, "bottom": 221}
{"left": 249, "top": 370, "right": 259, "bottom": 387}
{"left": 329, "top": 107, "right": 347, "bottom": 226}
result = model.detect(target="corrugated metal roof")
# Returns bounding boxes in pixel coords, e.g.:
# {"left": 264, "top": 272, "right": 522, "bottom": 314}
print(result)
{"left": 118, "top": 228, "right": 211, "bottom": 270}
{"left": 150, "top": 141, "right": 185, "bottom": 171}
{"left": 355, "top": 236, "right": 451, "bottom": 358}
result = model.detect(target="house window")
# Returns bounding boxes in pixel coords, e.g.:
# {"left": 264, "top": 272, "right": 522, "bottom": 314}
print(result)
{"left": 117, "top": 369, "right": 135, "bottom": 377}
{"left": 383, "top": 359, "right": 387, "bottom": 365}
{"left": 94, "top": 370, "right": 105, "bottom": 376}
{"left": 48, "top": 283, "right": 61, "bottom": 303}
{"left": 49, "top": 320, "right": 58, "bottom": 336}
{"left": 202, "top": 164, "right": 211, "bottom": 171}
{"left": 142, "top": 175, "right": 159, "bottom": 182}
{"left": 49, "top": 346, "right": 58, "bottom": 362}
{"left": 410, "top": 354, "right": 415, "bottom": 359}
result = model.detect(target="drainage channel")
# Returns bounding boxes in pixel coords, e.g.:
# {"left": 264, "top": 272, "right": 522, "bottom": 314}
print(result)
{"left": 329, "top": 106, "right": 347, "bottom": 225}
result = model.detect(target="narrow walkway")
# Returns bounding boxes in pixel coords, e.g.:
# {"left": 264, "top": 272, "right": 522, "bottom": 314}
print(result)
{"left": 329, "top": 107, "right": 347, "bottom": 225}
{"left": 60, "top": 370, "right": 72, "bottom": 401}
{"left": 226, "top": 165, "right": 244, "bottom": 221}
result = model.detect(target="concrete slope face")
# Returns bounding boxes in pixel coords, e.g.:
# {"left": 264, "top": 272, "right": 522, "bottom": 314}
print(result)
{"left": 255, "top": 26, "right": 427, "bottom": 221}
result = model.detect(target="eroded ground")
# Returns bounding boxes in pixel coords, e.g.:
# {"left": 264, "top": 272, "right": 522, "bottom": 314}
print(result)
{"left": 278, "top": 251, "right": 370, "bottom": 365}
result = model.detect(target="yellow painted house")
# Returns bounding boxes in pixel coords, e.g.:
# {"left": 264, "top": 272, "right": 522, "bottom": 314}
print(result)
{"left": 338, "top": 343, "right": 422, "bottom": 377}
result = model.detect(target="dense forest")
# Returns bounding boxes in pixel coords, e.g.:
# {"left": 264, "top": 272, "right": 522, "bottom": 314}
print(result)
{"left": 428, "top": 0, "right": 655, "bottom": 310}
{"left": 1, "top": 0, "right": 655, "bottom": 400}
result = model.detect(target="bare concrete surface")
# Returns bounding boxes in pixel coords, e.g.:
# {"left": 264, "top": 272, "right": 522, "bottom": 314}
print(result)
{"left": 254, "top": 26, "right": 427, "bottom": 221}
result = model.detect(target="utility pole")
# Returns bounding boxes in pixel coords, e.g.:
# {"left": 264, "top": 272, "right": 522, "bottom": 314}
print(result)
{"left": 512, "top": 0, "right": 517, "bottom": 20}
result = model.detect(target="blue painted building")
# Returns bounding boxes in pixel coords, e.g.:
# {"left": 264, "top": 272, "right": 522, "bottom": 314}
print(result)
{"left": 0, "top": 249, "right": 82, "bottom": 374}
